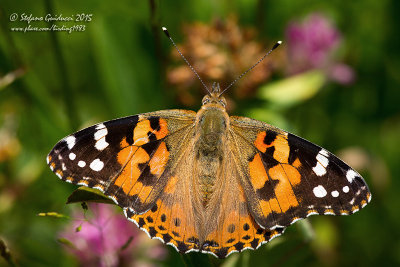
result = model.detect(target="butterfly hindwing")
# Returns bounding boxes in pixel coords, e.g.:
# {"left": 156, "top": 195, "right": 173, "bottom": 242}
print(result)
{"left": 47, "top": 110, "right": 196, "bottom": 213}
{"left": 125, "top": 139, "right": 202, "bottom": 255}
{"left": 200, "top": 148, "right": 285, "bottom": 258}
{"left": 229, "top": 116, "right": 371, "bottom": 230}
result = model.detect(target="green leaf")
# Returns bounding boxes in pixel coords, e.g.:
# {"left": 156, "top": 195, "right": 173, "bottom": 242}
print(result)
{"left": 296, "top": 219, "right": 315, "bottom": 243}
{"left": 258, "top": 70, "right": 326, "bottom": 107}
{"left": 180, "top": 252, "right": 214, "bottom": 267}
{"left": 66, "top": 187, "right": 115, "bottom": 205}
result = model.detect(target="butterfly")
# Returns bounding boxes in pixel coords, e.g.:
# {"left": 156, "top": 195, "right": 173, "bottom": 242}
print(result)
{"left": 47, "top": 33, "right": 371, "bottom": 258}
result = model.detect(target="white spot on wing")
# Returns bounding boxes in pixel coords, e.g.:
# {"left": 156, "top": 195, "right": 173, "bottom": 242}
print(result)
{"left": 61, "top": 163, "right": 66, "bottom": 171}
{"left": 69, "top": 152, "right": 76, "bottom": 160}
{"left": 95, "top": 138, "right": 109, "bottom": 151}
{"left": 46, "top": 155, "right": 50, "bottom": 164}
{"left": 313, "top": 185, "right": 327, "bottom": 198}
{"left": 96, "top": 123, "right": 106, "bottom": 130}
{"left": 64, "top": 136, "right": 76, "bottom": 149}
{"left": 312, "top": 149, "right": 329, "bottom": 176}
{"left": 346, "top": 169, "right": 357, "bottom": 183}
{"left": 320, "top": 149, "right": 329, "bottom": 157}
{"left": 331, "top": 190, "right": 339, "bottom": 197}
{"left": 90, "top": 159, "right": 104, "bottom": 171}
{"left": 313, "top": 163, "right": 326, "bottom": 176}
{"left": 316, "top": 151, "right": 329, "bottom": 167}
{"left": 78, "top": 160, "right": 86, "bottom": 167}
{"left": 94, "top": 127, "right": 108, "bottom": 141}
{"left": 343, "top": 186, "right": 350, "bottom": 193}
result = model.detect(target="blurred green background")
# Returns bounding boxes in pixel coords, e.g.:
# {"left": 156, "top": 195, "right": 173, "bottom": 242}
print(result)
{"left": 1, "top": 0, "right": 399, "bottom": 266}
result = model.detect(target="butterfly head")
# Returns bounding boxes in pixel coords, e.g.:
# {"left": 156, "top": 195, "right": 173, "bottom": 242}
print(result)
{"left": 202, "top": 82, "right": 227, "bottom": 109}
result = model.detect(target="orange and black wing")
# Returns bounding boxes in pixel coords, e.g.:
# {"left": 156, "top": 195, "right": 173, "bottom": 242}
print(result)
{"left": 199, "top": 148, "right": 284, "bottom": 258}
{"left": 47, "top": 109, "right": 196, "bottom": 225}
{"left": 229, "top": 115, "right": 371, "bottom": 230}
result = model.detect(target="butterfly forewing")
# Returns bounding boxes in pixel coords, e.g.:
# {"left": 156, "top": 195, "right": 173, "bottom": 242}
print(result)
{"left": 47, "top": 110, "right": 196, "bottom": 212}
{"left": 229, "top": 115, "right": 371, "bottom": 230}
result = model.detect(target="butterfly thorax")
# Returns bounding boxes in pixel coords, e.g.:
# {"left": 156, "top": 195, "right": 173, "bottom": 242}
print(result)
{"left": 195, "top": 86, "right": 228, "bottom": 206}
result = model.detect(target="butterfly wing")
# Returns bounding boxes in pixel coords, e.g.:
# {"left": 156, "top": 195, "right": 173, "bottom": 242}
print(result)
{"left": 124, "top": 120, "right": 204, "bottom": 254}
{"left": 229, "top": 116, "right": 371, "bottom": 230}
{"left": 200, "top": 147, "right": 284, "bottom": 258}
{"left": 47, "top": 109, "right": 196, "bottom": 216}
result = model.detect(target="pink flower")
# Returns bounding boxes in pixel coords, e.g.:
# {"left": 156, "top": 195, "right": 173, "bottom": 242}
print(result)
{"left": 286, "top": 13, "right": 355, "bottom": 84}
{"left": 59, "top": 204, "right": 139, "bottom": 267}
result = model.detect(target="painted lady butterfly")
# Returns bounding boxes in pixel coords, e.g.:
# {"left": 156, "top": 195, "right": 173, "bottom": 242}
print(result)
{"left": 47, "top": 30, "right": 371, "bottom": 258}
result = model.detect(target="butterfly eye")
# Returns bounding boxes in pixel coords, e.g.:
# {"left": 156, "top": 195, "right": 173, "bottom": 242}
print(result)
{"left": 202, "top": 96, "right": 211, "bottom": 105}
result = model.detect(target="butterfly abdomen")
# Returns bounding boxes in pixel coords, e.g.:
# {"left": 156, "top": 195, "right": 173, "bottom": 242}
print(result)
{"left": 195, "top": 103, "right": 229, "bottom": 205}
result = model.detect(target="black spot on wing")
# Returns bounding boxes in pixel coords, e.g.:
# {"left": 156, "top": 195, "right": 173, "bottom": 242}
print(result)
{"left": 256, "top": 178, "right": 279, "bottom": 201}
{"left": 146, "top": 216, "right": 154, "bottom": 223}
{"left": 264, "top": 131, "right": 278, "bottom": 146}
{"left": 250, "top": 238, "right": 259, "bottom": 249}
{"left": 141, "top": 140, "right": 161, "bottom": 158}
{"left": 227, "top": 238, "right": 235, "bottom": 244}
{"left": 149, "top": 117, "right": 161, "bottom": 131}
{"left": 287, "top": 133, "right": 320, "bottom": 168}
{"left": 137, "top": 164, "right": 158, "bottom": 186}
{"left": 162, "top": 233, "right": 172, "bottom": 243}
{"left": 104, "top": 115, "right": 138, "bottom": 146}
{"left": 138, "top": 217, "right": 145, "bottom": 228}
{"left": 234, "top": 241, "right": 244, "bottom": 251}
{"left": 227, "top": 224, "right": 236, "bottom": 233}
{"left": 177, "top": 241, "right": 190, "bottom": 253}
{"left": 215, "top": 247, "right": 228, "bottom": 258}
{"left": 151, "top": 203, "right": 158, "bottom": 212}
{"left": 260, "top": 146, "right": 279, "bottom": 168}
{"left": 148, "top": 227, "right": 157, "bottom": 237}
{"left": 173, "top": 218, "right": 181, "bottom": 227}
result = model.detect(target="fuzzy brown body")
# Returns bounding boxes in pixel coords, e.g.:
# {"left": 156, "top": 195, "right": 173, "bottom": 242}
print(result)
{"left": 194, "top": 103, "right": 229, "bottom": 206}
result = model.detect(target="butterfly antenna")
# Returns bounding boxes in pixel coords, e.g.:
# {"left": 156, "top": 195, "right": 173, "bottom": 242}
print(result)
{"left": 219, "top": 40, "right": 282, "bottom": 97}
{"left": 162, "top": 27, "right": 211, "bottom": 94}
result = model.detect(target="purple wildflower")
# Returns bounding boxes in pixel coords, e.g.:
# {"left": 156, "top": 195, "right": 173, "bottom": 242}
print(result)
{"left": 286, "top": 13, "right": 355, "bottom": 84}
{"left": 59, "top": 203, "right": 164, "bottom": 267}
